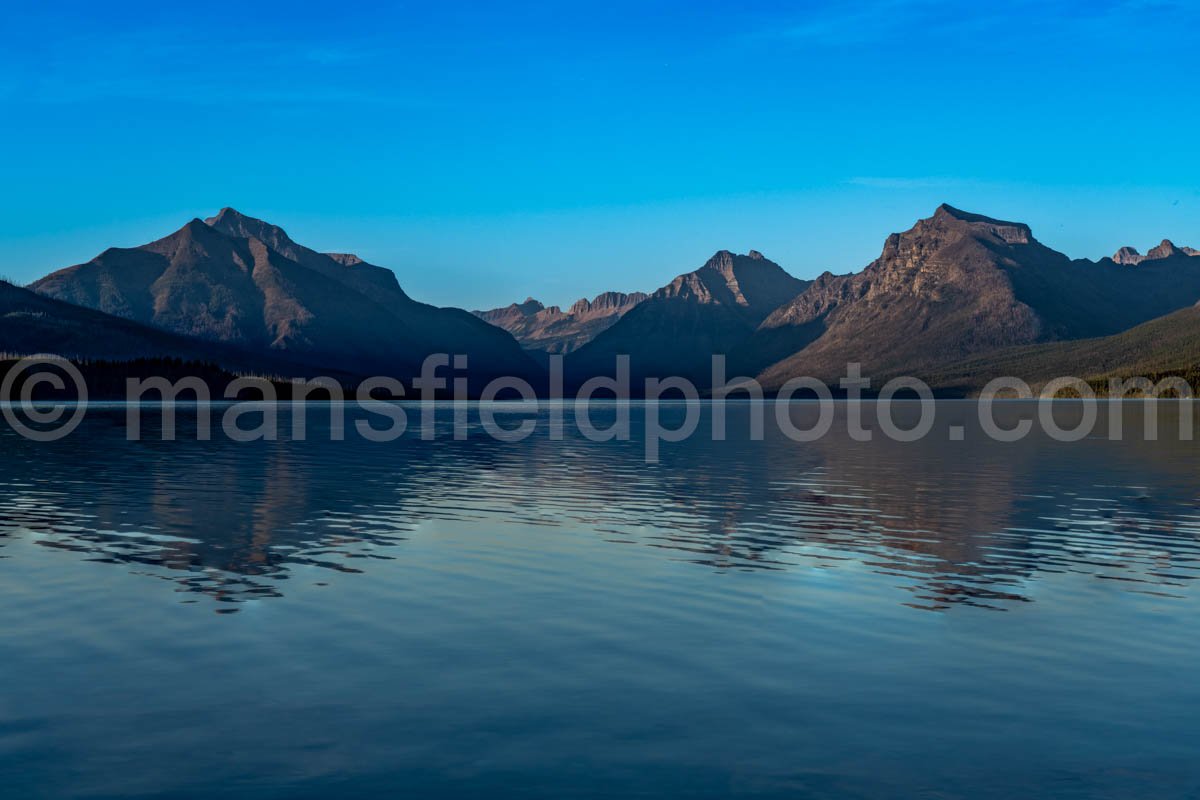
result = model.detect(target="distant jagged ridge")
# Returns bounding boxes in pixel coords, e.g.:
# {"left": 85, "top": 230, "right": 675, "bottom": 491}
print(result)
{"left": 473, "top": 291, "right": 648, "bottom": 354}
{"left": 1111, "top": 240, "right": 1200, "bottom": 265}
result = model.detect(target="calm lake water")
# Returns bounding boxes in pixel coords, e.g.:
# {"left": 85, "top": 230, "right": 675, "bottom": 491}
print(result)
{"left": 1, "top": 403, "right": 1198, "bottom": 798}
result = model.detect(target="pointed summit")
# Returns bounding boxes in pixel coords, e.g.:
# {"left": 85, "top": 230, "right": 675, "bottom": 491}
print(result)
{"left": 205, "top": 207, "right": 299, "bottom": 253}
{"left": 138, "top": 216, "right": 233, "bottom": 260}
{"left": 205, "top": 206, "right": 249, "bottom": 225}
{"left": 931, "top": 203, "right": 1009, "bottom": 224}
{"left": 1146, "top": 239, "right": 1184, "bottom": 260}
{"left": 701, "top": 249, "right": 738, "bottom": 274}
{"left": 664, "top": 249, "right": 798, "bottom": 312}
{"left": 933, "top": 203, "right": 969, "bottom": 220}
{"left": 177, "top": 217, "right": 223, "bottom": 240}
{"left": 201, "top": 207, "right": 405, "bottom": 298}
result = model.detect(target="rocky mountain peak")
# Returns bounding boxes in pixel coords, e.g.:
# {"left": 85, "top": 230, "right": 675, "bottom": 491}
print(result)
{"left": 138, "top": 217, "right": 229, "bottom": 260}
{"left": 696, "top": 249, "right": 782, "bottom": 281}
{"left": 206, "top": 206, "right": 248, "bottom": 225}
{"left": 204, "top": 207, "right": 296, "bottom": 251}
{"left": 199, "top": 207, "right": 406, "bottom": 299}
{"left": 866, "top": 206, "right": 1037, "bottom": 288}
{"left": 474, "top": 298, "right": 545, "bottom": 325}
{"left": 929, "top": 204, "right": 1032, "bottom": 244}
{"left": 701, "top": 250, "right": 738, "bottom": 276}
{"left": 1147, "top": 239, "right": 1184, "bottom": 260}
{"left": 1113, "top": 246, "right": 1143, "bottom": 265}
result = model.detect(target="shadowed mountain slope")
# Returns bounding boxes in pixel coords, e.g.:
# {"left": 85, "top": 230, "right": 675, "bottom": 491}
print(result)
{"left": 0, "top": 279, "right": 340, "bottom": 379}
{"left": 2, "top": 279, "right": 215, "bottom": 362}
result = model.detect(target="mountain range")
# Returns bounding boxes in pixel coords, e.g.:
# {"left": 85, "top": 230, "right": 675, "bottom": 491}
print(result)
{"left": 6, "top": 205, "right": 1200, "bottom": 396}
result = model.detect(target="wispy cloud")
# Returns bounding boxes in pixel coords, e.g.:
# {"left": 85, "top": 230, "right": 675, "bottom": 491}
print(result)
{"left": 0, "top": 26, "right": 411, "bottom": 107}
{"left": 761, "top": 0, "right": 1019, "bottom": 45}
{"left": 848, "top": 176, "right": 968, "bottom": 190}
{"left": 773, "top": 0, "right": 921, "bottom": 44}
{"left": 759, "top": 0, "right": 1198, "bottom": 48}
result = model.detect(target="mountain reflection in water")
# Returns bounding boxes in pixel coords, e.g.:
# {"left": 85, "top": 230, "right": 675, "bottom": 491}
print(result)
{"left": 2, "top": 402, "right": 1196, "bottom": 612}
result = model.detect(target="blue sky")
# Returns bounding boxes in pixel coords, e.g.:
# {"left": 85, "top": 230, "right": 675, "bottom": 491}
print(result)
{"left": 1, "top": 0, "right": 1197, "bottom": 309}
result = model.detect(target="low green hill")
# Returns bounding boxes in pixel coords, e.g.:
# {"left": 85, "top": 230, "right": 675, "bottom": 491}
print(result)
{"left": 927, "top": 305, "right": 1200, "bottom": 395}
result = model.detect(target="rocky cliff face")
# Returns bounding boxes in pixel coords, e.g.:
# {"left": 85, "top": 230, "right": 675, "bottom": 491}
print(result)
{"left": 474, "top": 292, "right": 647, "bottom": 354}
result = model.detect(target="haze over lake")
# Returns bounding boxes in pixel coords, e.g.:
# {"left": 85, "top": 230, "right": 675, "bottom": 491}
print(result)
{"left": 2, "top": 403, "right": 1197, "bottom": 798}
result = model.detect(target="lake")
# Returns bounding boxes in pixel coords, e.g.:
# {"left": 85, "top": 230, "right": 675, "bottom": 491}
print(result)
{"left": 1, "top": 402, "right": 1198, "bottom": 798}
